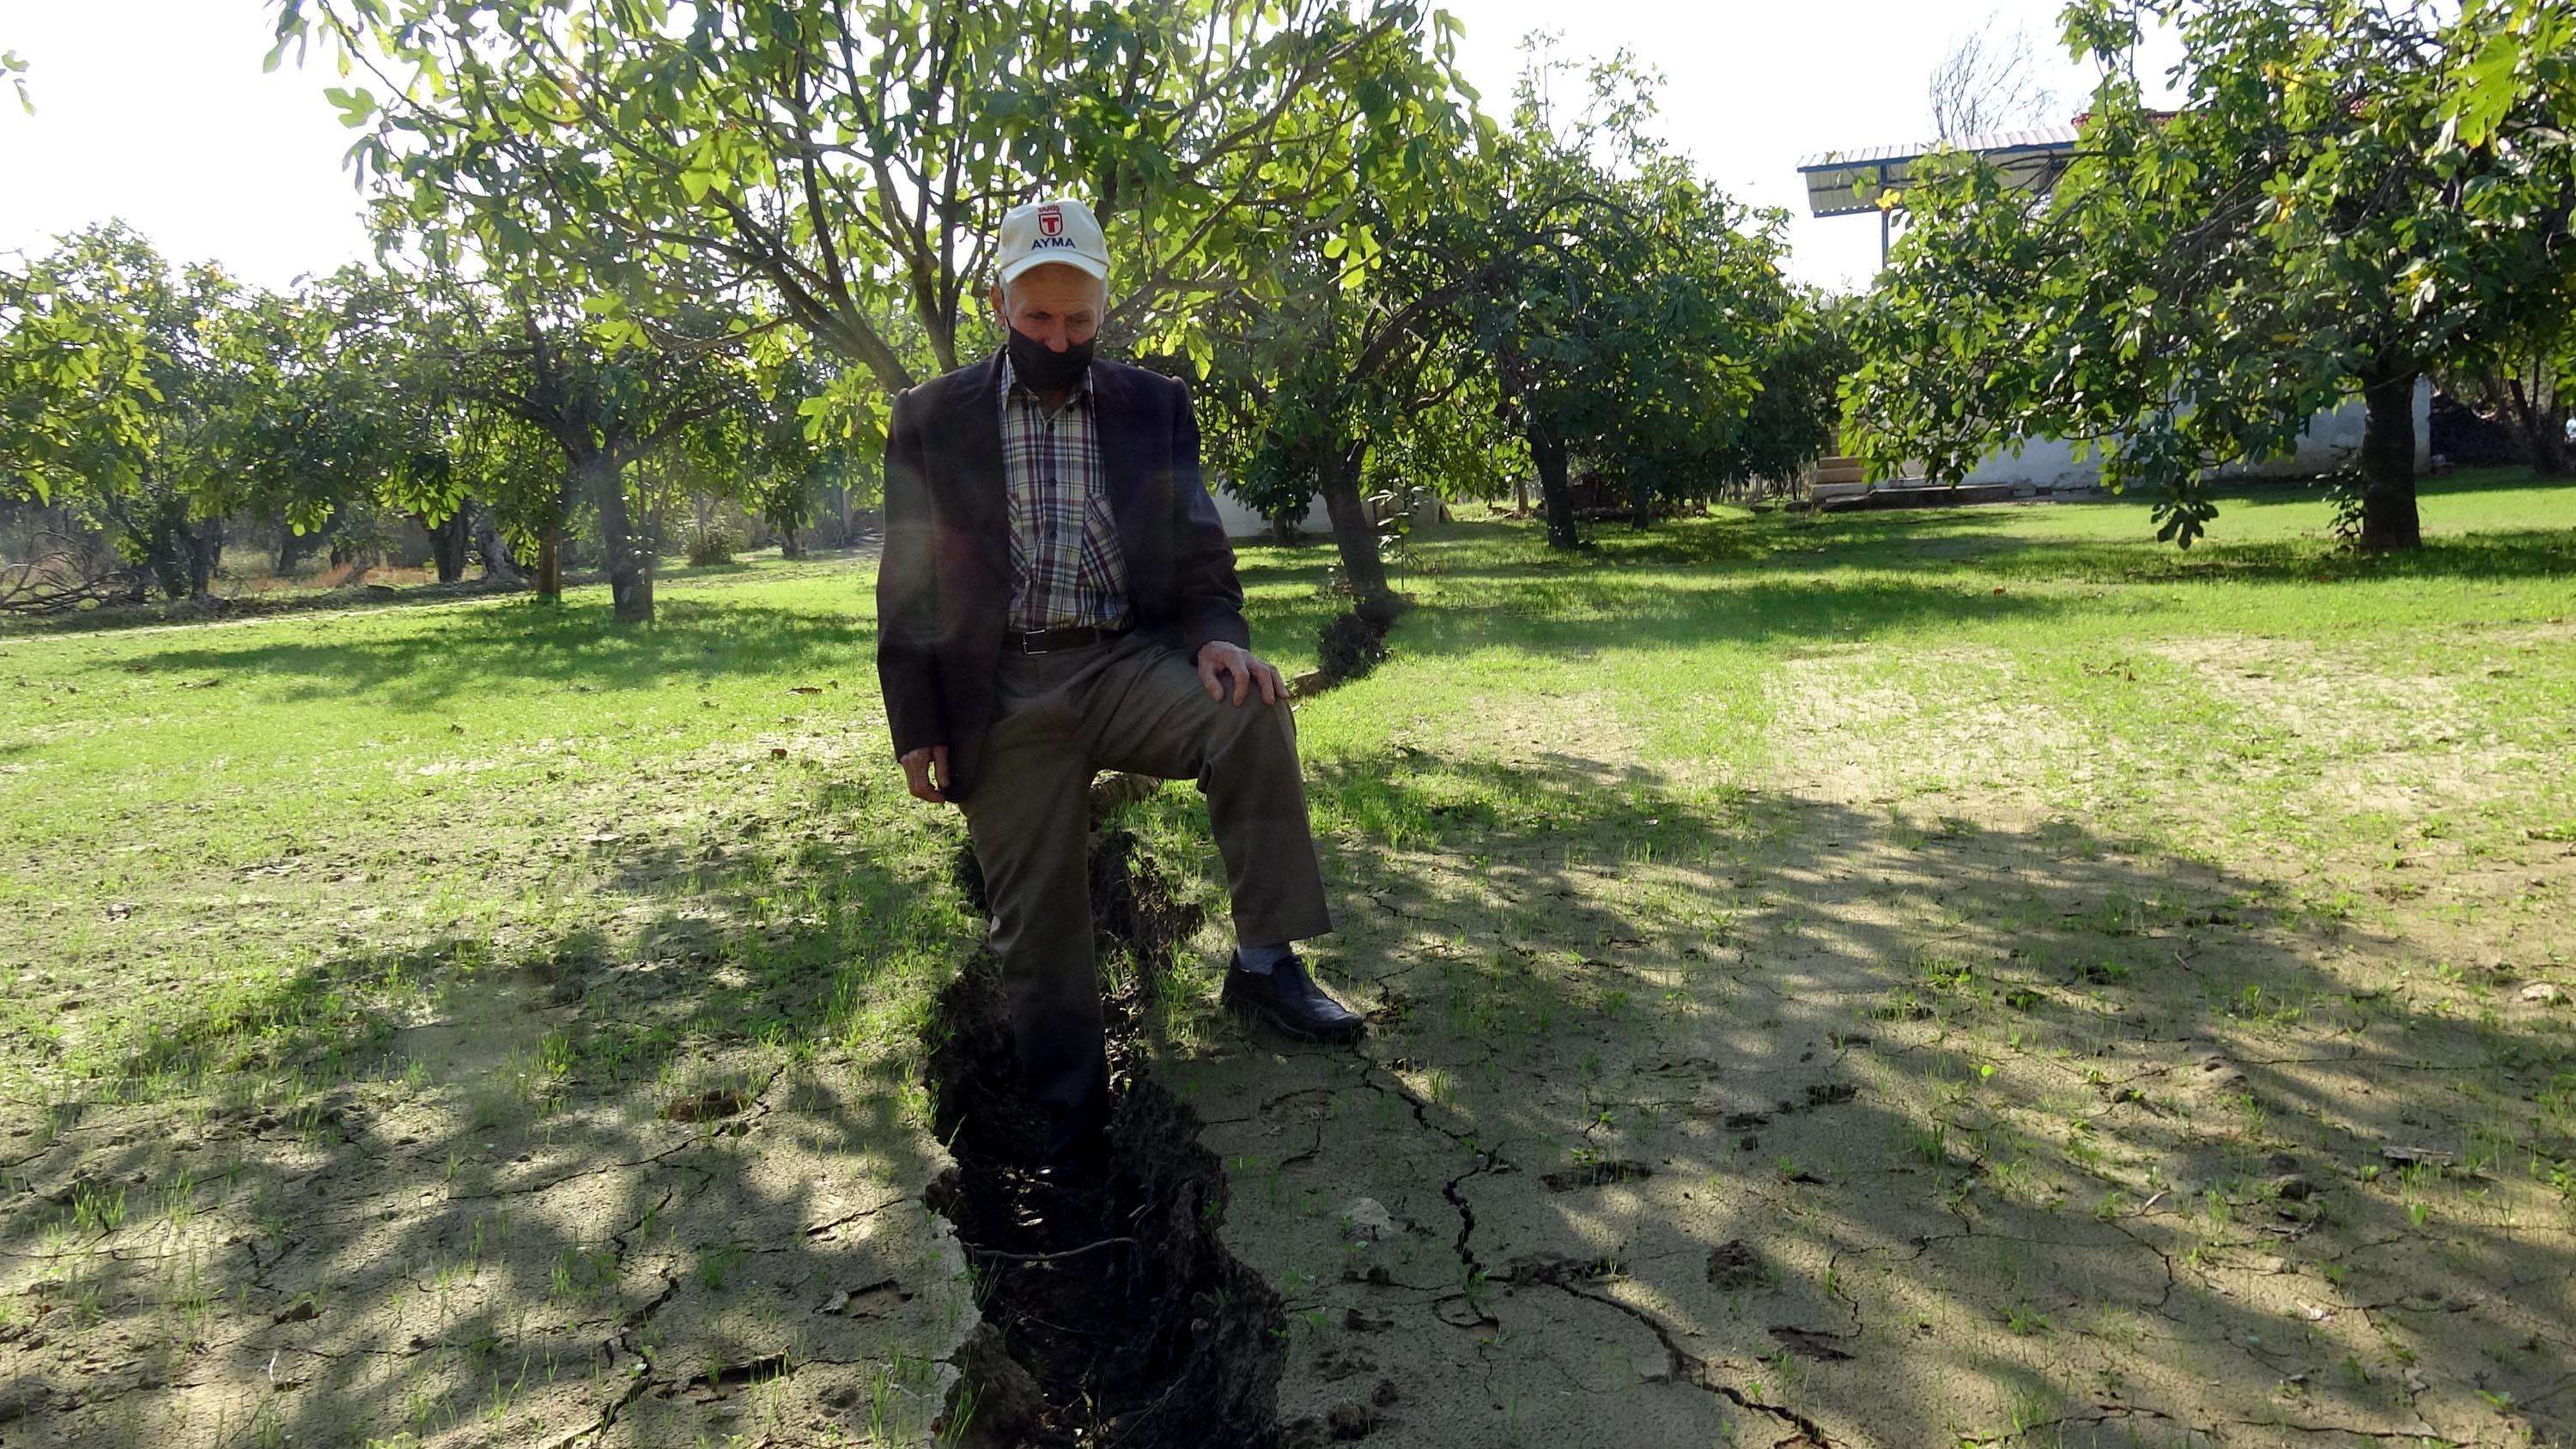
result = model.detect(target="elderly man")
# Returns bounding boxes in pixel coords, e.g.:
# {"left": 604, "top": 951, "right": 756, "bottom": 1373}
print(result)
{"left": 876, "top": 197, "right": 1362, "bottom": 1167}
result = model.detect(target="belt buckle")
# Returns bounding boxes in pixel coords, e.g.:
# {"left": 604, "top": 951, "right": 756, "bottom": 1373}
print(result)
{"left": 1018, "top": 629, "right": 1052, "bottom": 655}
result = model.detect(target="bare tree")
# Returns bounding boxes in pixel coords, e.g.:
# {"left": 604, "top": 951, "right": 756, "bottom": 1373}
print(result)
{"left": 1929, "top": 13, "right": 2060, "bottom": 142}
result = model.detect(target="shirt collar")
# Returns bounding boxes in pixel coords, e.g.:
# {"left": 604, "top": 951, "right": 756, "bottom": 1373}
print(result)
{"left": 999, "top": 350, "right": 1095, "bottom": 406}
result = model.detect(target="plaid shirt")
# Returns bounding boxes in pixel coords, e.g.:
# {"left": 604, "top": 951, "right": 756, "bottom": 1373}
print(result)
{"left": 999, "top": 354, "right": 1131, "bottom": 632}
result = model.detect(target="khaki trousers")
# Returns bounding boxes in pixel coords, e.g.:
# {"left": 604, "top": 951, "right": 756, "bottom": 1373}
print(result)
{"left": 961, "top": 630, "right": 1333, "bottom": 1140}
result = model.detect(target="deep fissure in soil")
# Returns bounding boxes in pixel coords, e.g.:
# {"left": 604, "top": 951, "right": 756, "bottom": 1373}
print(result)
{"left": 930, "top": 828, "right": 1286, "bottom": 1447}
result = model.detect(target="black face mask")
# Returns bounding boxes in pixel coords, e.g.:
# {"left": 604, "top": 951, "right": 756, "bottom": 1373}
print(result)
{"left": 1007, "top": 325, "right": 1095, "bottom": 394}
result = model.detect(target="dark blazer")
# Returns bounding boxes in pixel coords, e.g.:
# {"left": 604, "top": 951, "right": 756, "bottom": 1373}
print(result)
{"left": 875, "top": 349, "right": 1251, "bottom": 801}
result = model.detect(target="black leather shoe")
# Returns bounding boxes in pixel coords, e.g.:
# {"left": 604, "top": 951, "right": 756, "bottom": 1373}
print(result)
{"left": 1222, "top": 949, "right": 1364, "bottom": 1044}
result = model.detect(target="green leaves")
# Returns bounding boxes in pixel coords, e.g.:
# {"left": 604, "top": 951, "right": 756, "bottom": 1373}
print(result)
{"left": 285, "top": 0, "right": 1476, "bottom": 395}
{"left": 2450, "top": 29, "right": 2522, "bottom": 148}
{"left": 1849, "top": 0, "right": 2576, "bottom": 549}
{"left": 322, "top": 85, "right": 375, "bottom": 129}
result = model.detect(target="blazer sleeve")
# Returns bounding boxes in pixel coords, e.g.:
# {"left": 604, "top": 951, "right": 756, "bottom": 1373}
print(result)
{"left": 876, "top": 386, "right": 946, "bottom": 756}
{"left": 1169, "top": 377, "right": 1252, "bottom": 655}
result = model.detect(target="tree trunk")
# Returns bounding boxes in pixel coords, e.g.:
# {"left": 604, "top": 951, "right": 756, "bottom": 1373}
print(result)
{"left": 2356, "top": 367, "right": 2422, "bottom": 552}
{"left": 276, "top": 525, "right": 311, "bottom": 578}
{"left": 470, "top": 502, "right": 524, "bottom": 584}
{"left": 2506, "top": 376, "right": 2568, "bottom": 476}
{"left": 187, "top": 516, "right": 222, "bottom": 600}
{"left": 778, "top": 520, "right": 805, "bottom": 559}
{"left": 586, "top": 452, "right": 653, "bottom": 621}
{"left": 427, "top": 509, "right": 471, "bottom": 583}
{"left": 1627, "top": 472, "right": 1656, "bottom": 530}
{"left": 1529, "top": 423, "right": 1580, "bottom": 549}
{"left": 536, "top": 526, "right": 564, "bottom": 601}
{"left": 141, "top": 500, "right": 192, "bottom": 599}
{"left": 1316, "top": 446, "right": 1392, "bottom": 610}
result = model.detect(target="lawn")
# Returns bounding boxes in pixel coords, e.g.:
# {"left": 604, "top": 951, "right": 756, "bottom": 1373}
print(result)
{"left": 2, "top": 470, "right": 2572, "bottom": 1446}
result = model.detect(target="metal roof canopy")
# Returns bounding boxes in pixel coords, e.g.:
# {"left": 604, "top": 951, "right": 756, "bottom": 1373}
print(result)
{"left": 1796, "top": 125, "right": 2081, "bottom": 218}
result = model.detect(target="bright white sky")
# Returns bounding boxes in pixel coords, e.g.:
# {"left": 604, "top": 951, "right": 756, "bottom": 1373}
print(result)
{"left": 0, "top": 0, "right": 2161, "bottom": 296}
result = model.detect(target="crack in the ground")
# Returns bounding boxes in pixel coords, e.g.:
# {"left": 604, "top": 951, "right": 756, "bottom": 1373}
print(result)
{"left": 1544, "top": 1279, "right": 1843, "bottom": 1446}
{"left": 2099, "top": 1214, "right": 2187, "bottom": 1318}
{"left": 1350, "top": 1047, "right": 1498, "bottom": 1292}
{"left": 1820, "top": 1240, "right": 1867, "bottom": 1339}
{"left": 530, "top": 1183, "right": 680, "bottom": 1449}
{"left": 799, "top": 1191, "right": 909, "bottom": 1240}
{"left": 922, "top": 828, "right": 1286, "bottom": 1448}
{"left": 1955, "top": 1402, "right": 2193, "bottom": 1446}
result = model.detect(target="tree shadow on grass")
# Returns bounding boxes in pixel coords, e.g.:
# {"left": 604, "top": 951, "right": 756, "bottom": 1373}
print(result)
{"left": 117, "top": 597, "right": 878, "bottom": 712}
{"left": 1223, "top": 519, "right": 2573, "bottom": 688}
{"left": 0, "top": 770, "right": 978, "bottom": 1449}
{"left": 1375, "top": 577, "right": 2081, "bottom": 663}
{"left": 1379, "top": 487, "right": 2576, "bottom": 596}
{"left": 1960, "top": 525, "right": 2576, "bottom": 588}
{"left": 1150, "top": 745, "right": 2576, "bottom": 1446}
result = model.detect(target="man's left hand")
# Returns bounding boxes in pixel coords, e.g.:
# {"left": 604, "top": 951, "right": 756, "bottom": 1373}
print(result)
{"left": 1195, "top": 641, "right": 1284, "bottom": 707}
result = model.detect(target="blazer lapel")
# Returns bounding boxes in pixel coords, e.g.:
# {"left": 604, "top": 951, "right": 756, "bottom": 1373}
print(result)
{"left": 940, "top": 351, "right": 1011, "bottom": 579}
{"left": 1089, "top": 362, "right": 1154, "bottom": 571}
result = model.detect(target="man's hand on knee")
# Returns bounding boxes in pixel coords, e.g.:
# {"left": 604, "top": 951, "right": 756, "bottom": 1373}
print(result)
{"left": 898, "top": 744, "right": 952, "bottom": 803}
{"left": 1195, "top": 641, "right": 1283, "bottom": 707}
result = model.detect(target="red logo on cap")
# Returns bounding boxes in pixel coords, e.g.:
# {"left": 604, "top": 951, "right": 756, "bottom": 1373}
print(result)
{"left": 1036, "top": 205, "right": 1064, "bottom": 238}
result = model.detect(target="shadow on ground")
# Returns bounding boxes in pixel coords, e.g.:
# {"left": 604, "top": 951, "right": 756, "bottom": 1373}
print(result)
{"left": 1148, "top": 746, "right": 2576, "bottom": 1447}
{"left": 0, "top": 768, "right": 978, "bottom": 1448}
{"left": 114, "top": 597, "right": 877, "bottom": 712}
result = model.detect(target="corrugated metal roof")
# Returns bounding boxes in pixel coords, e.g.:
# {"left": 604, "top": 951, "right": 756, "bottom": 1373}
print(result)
{"left": 1795, "top": 124, "right": 2081, "bottom": 173}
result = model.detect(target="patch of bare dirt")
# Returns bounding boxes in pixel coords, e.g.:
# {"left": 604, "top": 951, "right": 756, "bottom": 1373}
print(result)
{"left": 0, "top": 957, "right": 975, "bottom": 1446}
{"left": 1767, "top": 645, "right": 2093, "bottom": 812}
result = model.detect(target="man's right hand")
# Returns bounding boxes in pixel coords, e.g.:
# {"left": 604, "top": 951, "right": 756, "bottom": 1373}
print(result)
{"left": 898, "top": 744, "right": 953, "bottom": 804}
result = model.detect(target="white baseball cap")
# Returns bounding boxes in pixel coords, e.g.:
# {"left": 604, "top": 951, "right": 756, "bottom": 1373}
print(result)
{"left": 995, "top": 197, "right": 1109, "bottom": 288}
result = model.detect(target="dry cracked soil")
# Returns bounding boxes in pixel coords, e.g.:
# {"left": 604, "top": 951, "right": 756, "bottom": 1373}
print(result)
{"left": 9, "top": 753, "right": 2574, "bottom": 1448}
{"left": 0, "top": 935, "right": 979, "bottom": 1447}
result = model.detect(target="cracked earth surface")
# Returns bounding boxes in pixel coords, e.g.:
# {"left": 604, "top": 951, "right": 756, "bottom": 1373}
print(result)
{"left": 0, "top": 949, "right": 976, "bottom": 1446}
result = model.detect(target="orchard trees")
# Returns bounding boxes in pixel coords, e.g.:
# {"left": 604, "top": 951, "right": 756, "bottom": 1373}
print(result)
{"left": 1471, "top": 52, "right": 1811, "bottom": 547}
{"left": 1192, "top": 45, "right": 1832, "bottom": 594}
{"left": 0, "top": 223, "right": 266, "bottom": 599}
{"left": 1189, "top": 204, "right": 1511, "bottom": 609}
{"left": 1849, "top": 0, "right": 2576, "bottom": 550}
{"left": 416, "top": 278, "right": 759, "bottom": 617}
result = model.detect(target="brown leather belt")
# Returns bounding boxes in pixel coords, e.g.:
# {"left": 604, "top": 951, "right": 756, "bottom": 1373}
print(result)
{"left": 1013, "top": 624, "right": 1127, "bottom": 654}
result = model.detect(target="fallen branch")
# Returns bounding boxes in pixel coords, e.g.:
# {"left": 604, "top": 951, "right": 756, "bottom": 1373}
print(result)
{"left": 0, "top": 553, "right": 145, "bottom": 617}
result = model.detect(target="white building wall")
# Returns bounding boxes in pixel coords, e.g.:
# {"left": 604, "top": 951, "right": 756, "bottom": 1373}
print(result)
{"left": 1206, "top": 480, "right": 1334, "bottom": 541}
{"left": 1959, "top": 378, "right": 2433, "bottom": 489}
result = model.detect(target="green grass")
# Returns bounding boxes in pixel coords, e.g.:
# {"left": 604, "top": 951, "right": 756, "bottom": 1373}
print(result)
{"left": 0, "top": 554, "right": 974, "bottom": 1117}
{"left": 13, "top": 474, "right": 2569, "bottom": 1108}
{"left": 1224, "top": 470, "right": 2576, "bottom": 874}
